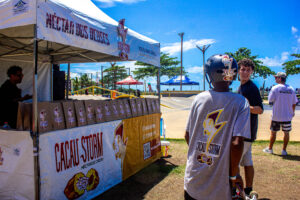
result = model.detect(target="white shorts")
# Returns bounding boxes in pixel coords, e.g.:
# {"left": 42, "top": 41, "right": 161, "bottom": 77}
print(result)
{"left": 240, "top": 141, "right": 253, "bottom": 167}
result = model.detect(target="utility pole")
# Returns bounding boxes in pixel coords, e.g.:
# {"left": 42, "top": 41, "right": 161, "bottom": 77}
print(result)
{"left": 178, "top": 32, "right": 184, "bottom": 91}
{"left": 196, "top": 44, "right": 210, "bottom": 91}
{"left": 101, "top": 66, "right": 104, "bottom": 95}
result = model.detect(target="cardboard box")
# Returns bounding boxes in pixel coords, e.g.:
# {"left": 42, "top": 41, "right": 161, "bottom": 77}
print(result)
{"left": 16, "top": 102, "right": 24, "bottom": 130}
{"left": 146, "top": 98, "right": 153, "bottom": 114}
{"left": 123, "top": 99, "right": 132, "bottom": 118}
{"left": 84, "top": 100, "right": 96, "bottom": 125}
{"left": 74, "top": 100, "right": 87, "bottom": 127}
{"left": 51, "top": 102, "right": 65, "bottom": 130}
{"left": 115, "top": 100, "right": 126, "bottom": 119}
{"left": 94, "top": 100, "right": 106, "bottom": 123}
{"left": 141, "top": 98, "right": 148, "bottom": 115}
{"left": 129, "top": 99, "right": 138, "bottom": 117}
{"left": 37, "top": 102, "right": 53, "bottom": 133}
{"left": 103, "top": 100, "right": 114, "bottom": 122}
{"left": 62, "top": 101, "right": 77, "bottom": 129}
{"left": 111, "top": 100, "right": 120, "bottom": 120}
{"left": 154, "top": 99, "right": 160, "bottom": 113}
{"left": 151, "top": 98, "right": 157, "bottom": 113}
{"left": 135, "top": 98, "right": 143, "bottom": 117}
{"left": 22, "top": 103, "right": 32, "bottom": 131}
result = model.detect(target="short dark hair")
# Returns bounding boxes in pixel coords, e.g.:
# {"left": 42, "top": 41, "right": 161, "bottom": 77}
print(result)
{"left": 7, "top": 65, "right": 22, "bottom": 77}
{"left": 280, "top": 77, "right": 286, "bottom": 83}
{"left": 238, "top": 58, "right": 255, "bottom": 70}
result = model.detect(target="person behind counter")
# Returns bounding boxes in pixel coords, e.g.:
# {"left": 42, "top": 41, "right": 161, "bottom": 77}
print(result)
{"left": 0, "top": 66, "right": 32, "bottom": 128}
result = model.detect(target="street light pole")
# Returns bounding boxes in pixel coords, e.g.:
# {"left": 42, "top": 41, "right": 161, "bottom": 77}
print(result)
{"left": 196, "top": 44, "right": 211, "bottom": 91}
{"left": 178, "top": 32, "right": 184, "bottom": 91}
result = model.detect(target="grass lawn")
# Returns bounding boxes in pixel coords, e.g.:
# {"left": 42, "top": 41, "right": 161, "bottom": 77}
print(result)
{"left": 95, "top": 140, "right": 300, "bottom": 200}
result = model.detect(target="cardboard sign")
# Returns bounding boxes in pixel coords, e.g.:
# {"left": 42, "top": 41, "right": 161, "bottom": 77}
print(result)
{"left": 141, "top": 98, "right": 148, "bottom": 115}
{"left": 123, "top": 99, "right": 132, "bottom": 118}
{"left": 51, "top": 102, "right": 65, "bottom": 130}
{"left": 94, "top": 100, "right": 106, "bottom": 123}
{"left": 135, "top": 98, "right": 143, "bottom": 117}
{"left": 129, "top": 99, "right": 138, "bottom": 117}
{"left": 62, "top": 101, "right": 77, "bottom": 129}
{"left": 38, "top": 102, "right": 53, "bottom": 133}
{"left": 84, "top": 100, "right": 96, "bottom": 125}
{"left": 74, "top": 101, "right": 87, "bottom": 127}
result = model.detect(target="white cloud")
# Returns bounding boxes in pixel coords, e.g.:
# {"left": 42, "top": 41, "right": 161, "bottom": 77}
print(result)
{"left": 161, "top": 39, "right": 216, "bottom": 56}
{"left": 94, "top": 0, "right": 145, "bottom": 7}
{"left": 186, "top": 66, "right": 203, "bottom": 74}
{"left": 259, "top": 51, "right": 289, "bottom": 67}
{"left": 70, "top": 72, "right": 80, "bottom": 78}
{"left": 292, "top": 26, "right": 298, "bottom": 35}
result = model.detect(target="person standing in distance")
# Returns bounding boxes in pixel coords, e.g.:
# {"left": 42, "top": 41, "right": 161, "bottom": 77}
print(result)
{"left": 184, "top": 54, "right": 251, "bottom": 200}
{"left": 237, "top": 58, "right": 264, "bottom": 196}
{"left": 263, "top": 72, "right": 298, "bottom": 156}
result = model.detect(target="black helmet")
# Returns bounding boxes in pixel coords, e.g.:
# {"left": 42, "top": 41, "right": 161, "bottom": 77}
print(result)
{"left": 205, "top": 54, "right": 238, "bottom": 88}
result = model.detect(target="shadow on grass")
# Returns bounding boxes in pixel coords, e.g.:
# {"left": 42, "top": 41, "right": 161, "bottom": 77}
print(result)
{"left": 273, "top": 153, "right": 300, "bottom": 161}
{"left": 94, "top": 158, "right": 178, "bottom": 200}
{"left": 259, "top": 198, "right": 271, "bottom": 200}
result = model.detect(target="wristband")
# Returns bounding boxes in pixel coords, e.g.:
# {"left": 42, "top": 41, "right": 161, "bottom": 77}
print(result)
{"left": 229, "top": 175, "right": 237, "bottom": 180}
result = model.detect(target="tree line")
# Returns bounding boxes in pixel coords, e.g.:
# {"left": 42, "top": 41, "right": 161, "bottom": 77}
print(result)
{"left": 71, "top": 48, "right": 300, "bottom": 91}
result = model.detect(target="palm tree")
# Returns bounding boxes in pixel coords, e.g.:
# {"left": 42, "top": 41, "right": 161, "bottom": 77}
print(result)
{"left": 225, "top": 47, "right": 274, "bottom": 79}
{"left": 80, "top": 74, "right": 90, "bottom": 88}
{"left": 72, "top": 77, "right": 80, "bottom": 91}
{"left": 283, "top": 54, "right": 300, "bottom": 76}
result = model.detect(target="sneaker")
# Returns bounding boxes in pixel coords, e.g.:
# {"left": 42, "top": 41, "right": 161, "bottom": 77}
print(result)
{"left": 281, "top": 150, "right": 288, "bottom": 156}
{"left": 263, "top": 148, "right": 273, "bottom": 154}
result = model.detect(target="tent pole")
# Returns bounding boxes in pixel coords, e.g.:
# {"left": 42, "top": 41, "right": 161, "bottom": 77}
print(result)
{"left": 66, "top": 63, "right": 70, "bottom": 99}
{"left": 50, "top": 63, "right": 53, "bottom": 101}
{"left": 32, "top": 24, "right": 40, "bottom": 200}
{"left": 157, "top": 65, "right": 161, "bottom": 104}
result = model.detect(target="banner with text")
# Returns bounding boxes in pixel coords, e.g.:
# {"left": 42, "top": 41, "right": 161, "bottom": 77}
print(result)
{"left": 39, "top": 121, "right": 123, "bottom": 200}
{"left": 39, "top": 114, "right": 161, "bottom": 199}
{"left": 122, "top": 113, "right": 161, "bottom": 180}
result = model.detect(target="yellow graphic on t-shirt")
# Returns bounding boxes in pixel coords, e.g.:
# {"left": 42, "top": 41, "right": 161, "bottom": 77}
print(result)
{"left": 203, "top": 109, "right": 227, "bottom": 153}
{"left": 198, "top": 109, "right": 227, "bottom": 165}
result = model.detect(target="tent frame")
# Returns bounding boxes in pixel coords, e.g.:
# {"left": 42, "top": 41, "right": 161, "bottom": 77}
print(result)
{"left": 0, "top": 24, "right": 162, "bottom": 200}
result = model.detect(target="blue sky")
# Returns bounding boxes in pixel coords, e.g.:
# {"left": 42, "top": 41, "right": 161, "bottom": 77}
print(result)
{"left": 63, "top": 0, "right": 300, "bottom": 92}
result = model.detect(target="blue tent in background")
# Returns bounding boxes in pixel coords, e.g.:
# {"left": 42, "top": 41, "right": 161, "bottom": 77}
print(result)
{"left": 161, "top": 75, "right": 199, "bottom": 85}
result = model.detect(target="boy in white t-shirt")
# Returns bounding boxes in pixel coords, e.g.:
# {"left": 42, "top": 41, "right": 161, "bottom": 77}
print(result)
{"left": 184, "top": 54, "right": 250, "bottom": 200}
{"left": 263, "top": 72, "right": 298, "bottom": 156}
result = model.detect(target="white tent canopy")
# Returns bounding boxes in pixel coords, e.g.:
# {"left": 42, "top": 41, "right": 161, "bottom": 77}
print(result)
{"left": 0, "top": 0, "right": 160, "bottom": 66}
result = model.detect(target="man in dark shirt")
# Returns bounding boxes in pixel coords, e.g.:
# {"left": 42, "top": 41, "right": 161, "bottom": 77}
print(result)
{"left": 0, "top": 66, "right": 32, "bottom": 128}
{"left": 237, "top": 58, "right": 264, "bottom": 196}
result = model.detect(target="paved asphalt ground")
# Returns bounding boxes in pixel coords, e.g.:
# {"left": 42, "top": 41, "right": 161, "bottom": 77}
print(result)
{"left": 161, "top": 96, "right": 300, "bottom": 141}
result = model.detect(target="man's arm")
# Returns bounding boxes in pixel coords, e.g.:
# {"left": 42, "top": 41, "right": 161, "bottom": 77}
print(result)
{"left": 293, "top": 104, "right": 296, "bottom": 117}
{"left": 230, "top": 136, "right": 244, "bottom": 177}
{"left": 185, "top": 131, "right": 189, "bottom": 146}
{"left": 250, "top": 106, "right": 263, "bottom": 114}
{"left": 230, "top": 136, "right": 244, "bottom": 188}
